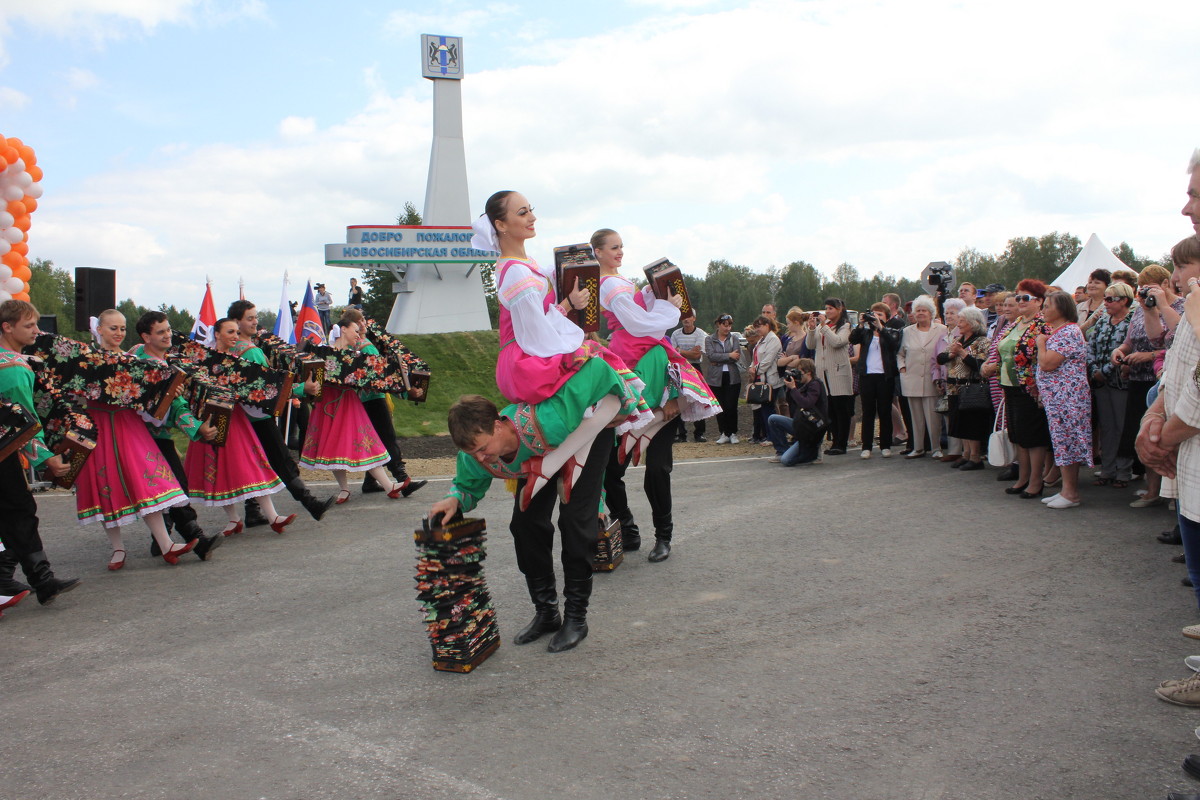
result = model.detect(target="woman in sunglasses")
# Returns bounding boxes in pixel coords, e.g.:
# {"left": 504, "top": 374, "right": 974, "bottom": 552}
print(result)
{"left": 993, "top": 280, "right": 1052, "bottom": 498}
{"left": 1087, "top": 282, "right": 1135, "bottom": 487}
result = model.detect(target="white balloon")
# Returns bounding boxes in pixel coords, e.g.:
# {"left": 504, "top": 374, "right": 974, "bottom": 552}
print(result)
{"left": 0, "top": 241, "right": 9, "bottom": 257}
{"left": 26, "top": 183, "right": 42, "bottom": 199}
{"left": 0, "top": 212, "right": 12, "bottom": 228}
{"left": 6, "top": 159, "right": 24, "bottom": 173}
{"left": 0, "top": 264, "right": 10, "bottom": 280}
{"left": 14, "top": 171, "right": 31, "bottom": 189}
{"left": 2, "top": 276, "right": 23, "bottom": 294}
{"left": 2, "top": 227, "right": 23, "bottom": 244}
{"left": 0, "top": 291, "right": 11, "bottom": 303}
{"left": 2, "top": 184, "right": 22, "bottom": 201}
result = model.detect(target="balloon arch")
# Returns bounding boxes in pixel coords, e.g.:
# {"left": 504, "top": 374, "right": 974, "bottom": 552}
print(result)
{"left": 0, "top": 136, "right": 44, "bottom": 302}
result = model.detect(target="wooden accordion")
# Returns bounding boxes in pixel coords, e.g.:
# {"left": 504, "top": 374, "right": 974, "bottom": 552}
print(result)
{"left": 592, "top": 515, "right": 625, "bottom": 572}
{"left": 643, "top": 257, "right": 695, "bottom": 320}
{"left": 31, "top": 389, "right": 97, "bottom": 489}
{"left": 413, "top": 516, "right": 501, "bottom": 673}
{"left": 23, "top": 333, "right": 187, "bottom": 421}
{"left": 170, "top": 333, "right": 294, "bottom": 417}
{"left": 363, "top": 320, "right": 431, "bottom": 404}
{"left": 0, "top": 401, "right": 41, "bottom": 463}
{"left": 553, "top": 242, "right": 602, "bottom": 333}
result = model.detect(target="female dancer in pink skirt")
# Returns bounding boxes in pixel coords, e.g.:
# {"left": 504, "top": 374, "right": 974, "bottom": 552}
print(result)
{"left": 593, "top": 227, "right": 720, "bottom": 563}
{"left": 471, "top": 191, "right": 651, "bottom": 505}
{"left": 299, "top": 316, "right": 408, "bottom": 504}
{"left": 184, "top": 318, "right": 294, "bottom": 535}
{"left": 76, "top": 310, "right": 193, "bottom": 570}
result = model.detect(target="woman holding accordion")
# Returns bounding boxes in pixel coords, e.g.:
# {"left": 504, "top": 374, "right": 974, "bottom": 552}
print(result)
{"left": 76, "top": 309, "right": 195, "bottom": 569}
{"left": 183, "top": 318, "right": 295, "bottom": 535}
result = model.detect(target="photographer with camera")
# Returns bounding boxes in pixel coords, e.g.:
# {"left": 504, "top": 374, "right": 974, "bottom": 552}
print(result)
{"left": 849, "top": 302, "right": 901, "bottom": 458}
{"left": 1112, "top": 264, "right": 1184, "bottom": 508}
{"left": 804, "top": 299, "right": 854, "bottom": 455}
{"left": 766, "top": 358, "right": 827, "bottom": 466}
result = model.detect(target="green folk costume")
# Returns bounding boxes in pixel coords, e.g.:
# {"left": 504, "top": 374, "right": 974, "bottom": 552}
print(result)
{"left": 446, "top": 357, "right": 644, "bottom": 513}
{"left": 0, "top": 348, "right": 54, "bottom": 468}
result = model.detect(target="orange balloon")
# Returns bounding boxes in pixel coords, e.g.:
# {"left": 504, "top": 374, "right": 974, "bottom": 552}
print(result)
{"left": 12, "top": 241, "right": 27, "bottom": 255}
{"left": 0, "top": 146, "right": 16, "bottom": 165}
{"left": 13, "top": 263, "right": 31, "bottom": 282}
{"left": 27, "top": 165, "right": 42, "bottom": 182}
{"left": 1, "top": 251, "right": 20, "bottom": 267}
{"left": 20, "top": 196, "right": 35, "bottom": 213}
{"left": 5, "top": 137, "right": 23, "bottom": 149}
{"left": 13, "top": 291, "right": 29, "bottom": 302}
{"left": 14, "top": 215, "right": 30, "bottom": 232}
{"left": 16, "top": 145, "right": 34, "bottom": 165}
{"left": 6, "top": 200, "right": 25, "bottom": 217}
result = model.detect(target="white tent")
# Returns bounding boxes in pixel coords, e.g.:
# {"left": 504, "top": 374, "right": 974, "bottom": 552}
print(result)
{"left": 1051, "top": 233, "right": 1129, "bottom": 290}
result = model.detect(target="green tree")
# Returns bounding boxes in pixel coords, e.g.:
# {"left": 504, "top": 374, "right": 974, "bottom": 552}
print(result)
{"left": 996, "top": 232, "right": 1081, "bottom": 288}
{"left": 1112, "top": 241, "right": 1156, "bottom": 271}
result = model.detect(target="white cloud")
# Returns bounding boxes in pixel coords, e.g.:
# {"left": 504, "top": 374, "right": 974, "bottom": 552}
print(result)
{"left": 0, "top": 85, "right": 29, "bottom": 111}
{"left": 278, "top": 116, "right": 316, "bottom": 138}
{"left": 21, "top": 0, "right": 1200, "bottom": 316}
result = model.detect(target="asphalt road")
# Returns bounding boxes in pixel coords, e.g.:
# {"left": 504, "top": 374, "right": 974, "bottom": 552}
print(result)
{"left": 2, "top": 451, "right": 1197, "bottom": 800}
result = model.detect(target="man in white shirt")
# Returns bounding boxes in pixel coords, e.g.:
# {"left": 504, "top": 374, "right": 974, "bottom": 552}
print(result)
{"left": 670, "top": 315, "right": 708, "bottom": 442}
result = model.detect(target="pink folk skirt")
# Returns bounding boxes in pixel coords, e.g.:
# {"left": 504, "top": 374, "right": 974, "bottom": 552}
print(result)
{"left": 299, "top": 385, "right": 389, "bottom": 471}
{"left": 74, "top": 402, "right": 188, "bottom": 527}
{"left": 183, "top": 405, "right": 284, "bottom": 506}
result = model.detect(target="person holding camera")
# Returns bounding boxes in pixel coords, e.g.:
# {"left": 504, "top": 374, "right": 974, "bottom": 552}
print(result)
{"left": 1112, "top": 264, "right": 1184, "bottom": 507}
{"left": 766, "top": 358, "right": 827, "bottom": 466}
{"left": 849, "top": 302, "right": 901, "bottom": 458}
{"left": 804, "top": 299, "right": 854, "bottom": 455}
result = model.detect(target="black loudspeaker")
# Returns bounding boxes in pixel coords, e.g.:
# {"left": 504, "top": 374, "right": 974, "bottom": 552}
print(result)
{"left": 38, "top": 314, "right": 57, "bottom": 334}
{"left": 74, "top": 267, "right": 116, "bottom": 332}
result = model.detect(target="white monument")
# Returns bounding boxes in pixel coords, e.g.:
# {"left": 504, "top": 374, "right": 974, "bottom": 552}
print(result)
{"left": 323, "top": 34, "right": 494, "bottom": 334}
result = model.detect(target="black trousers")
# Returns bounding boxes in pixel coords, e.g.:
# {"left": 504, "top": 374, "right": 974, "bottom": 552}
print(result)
{"left": 361, "top": 397, "right": 408, "bottom": 478}
{"left": 604, "top": 420, "right": 674, "bottom": 540}
{"left": 858, "top": 374, "right": 895, "bottom": 451}
{"left": 152, "top": 436, "right": 198, "bottom": 528}
{"left": 709, "top": 373, "right": 740, "bottom": 436}
{"left": 249, "top": 415, "right": 303, "bottom": 498}
{"left": 827, "top": 394, "right": 854, "bottom": 450}
{"left": 0, "top": 454, "right": 43, "bottom": 557}
{"left": 510, "top": 430, "right": 612, "bottom": 583}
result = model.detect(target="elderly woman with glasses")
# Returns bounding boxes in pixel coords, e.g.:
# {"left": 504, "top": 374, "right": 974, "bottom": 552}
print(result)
{"left": 936, "top": 306, "right": 993, "bottom": 469}
{"left": 1087, "top": 282, "right": 1135, "bottom": 487}
{"left": 704, "top": 314, "right": 742, "bottom": 443}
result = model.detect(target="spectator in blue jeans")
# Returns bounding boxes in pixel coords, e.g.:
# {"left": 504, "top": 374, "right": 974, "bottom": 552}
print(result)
{"left": 767, "top": 358, "right": 828, "bottom": 466}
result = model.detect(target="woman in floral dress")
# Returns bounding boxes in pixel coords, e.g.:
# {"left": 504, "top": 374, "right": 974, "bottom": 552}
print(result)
{"left": 1035, "top": 292, "right": 1093, "bottom": 509}
{"left": 75, "top": 309, "right": 193, "bottom": 569}
{"left": 183, "top": 318, "right": 293, "bottom": 535}
{"left": 299, "top": 315, "right": 408, "bottom": 504}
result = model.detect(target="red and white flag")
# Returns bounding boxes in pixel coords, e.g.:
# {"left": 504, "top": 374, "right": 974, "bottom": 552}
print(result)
{"left": 190, "top": 281, "right": 217, "bottom": 346}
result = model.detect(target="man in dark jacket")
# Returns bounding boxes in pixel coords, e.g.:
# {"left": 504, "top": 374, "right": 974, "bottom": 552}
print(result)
{"left": 849, "top": 302, "right": 902, "bottom": 458}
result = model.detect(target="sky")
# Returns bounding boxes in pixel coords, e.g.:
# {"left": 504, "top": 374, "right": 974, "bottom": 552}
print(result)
{"left": 1, "top": 0, "right": 1198, "bottom": 317}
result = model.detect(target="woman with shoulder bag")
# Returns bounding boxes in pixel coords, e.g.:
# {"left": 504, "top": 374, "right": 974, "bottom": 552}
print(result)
{"left": 746, "top": 315, "right": 783, "bottom": 445}
{"left": 936, "top": 306, "right": 994, "bottom": 470}
{"left": 766, "top": 358, "right": 827, "bottom": 466}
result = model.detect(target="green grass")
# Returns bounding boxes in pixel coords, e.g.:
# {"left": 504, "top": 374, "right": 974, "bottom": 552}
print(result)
{"left": 389, "top": 330, "right": 501, "bottom": 438}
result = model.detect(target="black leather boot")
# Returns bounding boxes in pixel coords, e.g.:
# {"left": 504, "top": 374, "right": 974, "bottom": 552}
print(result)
{"left": 547, "top": 576, "right": 591, "bottom": 653}
{"left": 244, "top": 497, "right": 270, "bottom": 528}
{"left": 648, "top": 538, "right": 672, "bottom": 563}
{"left": 514, "top": 575, "right": 561, "bottom": 645}
{"left": 361, "top": 473, "right": 385, "bottom": 493}
{"left": 18, "top": 550, "right": 81, "bottom": 605}
{"left": 616, "top": 514, "right": 641, "bottom": 552}
{"left": 0, "top": 549, "right": 31, "bottom": 596}
{"left": 289, "top": 479, "right": 335, "bottom": 521}
{"left": 192, "top": 531, "right": 224, "bottom": 561}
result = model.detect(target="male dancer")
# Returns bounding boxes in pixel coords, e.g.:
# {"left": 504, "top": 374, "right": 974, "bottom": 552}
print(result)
{"left": 0, "top": 300, "right": 81, "bottom": 609}
{"left": 227, "top": 300, "right": 334, "bottom": 525}
{"left": 132, "top": 311, "right": 223, "bottom": 560}
{"left": 429, "top": 358, "right": 646, "bottom": 653}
